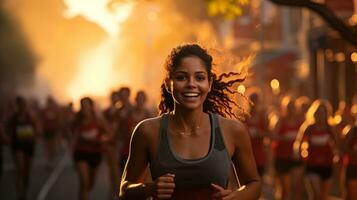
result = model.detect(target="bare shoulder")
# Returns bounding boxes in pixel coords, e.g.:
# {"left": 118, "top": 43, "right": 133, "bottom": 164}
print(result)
{"left": 217, "top": 116, "right": 248, "bottom": 137}
{"left": 132, "top": 116, "right": 162, "bottom": 140}
{"left": 216, "top": 115, "right": 250, "bottom": 155}
{"left": 217, "top": 116, "right": 249, "bottom": 149}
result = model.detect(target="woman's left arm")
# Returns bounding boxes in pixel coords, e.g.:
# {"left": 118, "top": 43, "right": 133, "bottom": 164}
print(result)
{"left": 231, "top": 121, "right": 262, "bottom": 199}
{"left": 212, "top": 120, "right": 261, "bottom": 200}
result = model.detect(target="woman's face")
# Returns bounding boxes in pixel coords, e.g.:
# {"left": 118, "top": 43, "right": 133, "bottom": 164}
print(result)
{"left": 135, "top": 92, "right": 146, "bottom": 106}
{"left": 315, "top": 104, "right": 328, "bottom": 122}
{"left": 287, "top": 101, "right": 296, "bottom": 115}
{"left": 81, "top": 100, "right": 93, "bottom": 117}
{"left": 169, "top": 56, "right": 212, "bottom": 111}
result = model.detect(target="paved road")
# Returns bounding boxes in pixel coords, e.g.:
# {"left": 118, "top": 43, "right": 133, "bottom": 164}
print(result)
{"left": 0, "top": 141, "right": 113, "bottom": 200}
{"left": 1, "top": 140, "right": 344, "bottom": 200}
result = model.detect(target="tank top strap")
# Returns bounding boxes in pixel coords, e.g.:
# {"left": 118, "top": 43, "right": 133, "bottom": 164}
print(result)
{"left": 212, "top": 113, "right": 226, "bottom": 151}
{"left": 159, "top": 113, "right": 169, "bottom": 139}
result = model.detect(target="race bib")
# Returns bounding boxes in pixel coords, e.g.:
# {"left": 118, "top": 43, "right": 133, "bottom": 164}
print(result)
{"left": 310, "top": 135, "right": 330, "bottom": 146}
{"left": 16, "top": 125, "right": 35, "bottom": 139}
{"left": 80, "top": 129, "right": 99, "bottom": 140}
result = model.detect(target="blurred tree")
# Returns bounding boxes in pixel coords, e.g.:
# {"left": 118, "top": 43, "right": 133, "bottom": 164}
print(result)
{"left": 206, "top": 0, "right": 249, "bottom": 19}
{"left": 0, "top": 6, "right": 37, "bottom": 94}
{"left": 206, "top": 0, "right": 357, "bottom": 46}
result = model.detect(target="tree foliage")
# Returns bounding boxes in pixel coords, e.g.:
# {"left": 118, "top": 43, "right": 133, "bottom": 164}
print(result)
{"left": 206, "top": 0, "right": 249, "bottom": 19}
{"left": 207, "top": 0, "right": 357, "bottom": 46}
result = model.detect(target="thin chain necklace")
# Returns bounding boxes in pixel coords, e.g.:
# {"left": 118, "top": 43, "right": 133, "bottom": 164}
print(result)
{"left": 170, "top": 112, "right": 204, "bottom": 136}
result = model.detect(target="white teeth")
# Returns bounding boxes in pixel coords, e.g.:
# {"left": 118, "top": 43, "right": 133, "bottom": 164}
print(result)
{"left": 183, "top": 93, "right": 199, "bottom": 97}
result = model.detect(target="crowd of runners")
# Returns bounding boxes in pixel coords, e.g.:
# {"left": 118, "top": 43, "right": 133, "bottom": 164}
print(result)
{"left": 0, "top": 87, "right": 154, "bottom": 200}
{"left": 246, "top": 90, "right": 357, "bottom": 200}
{"left": 0, "top": 86, "right": 356, "bottom": 200}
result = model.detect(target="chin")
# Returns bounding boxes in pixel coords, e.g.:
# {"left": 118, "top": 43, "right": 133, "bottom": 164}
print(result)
{"left": 178, "top": 102, "right": 202, "bottom": 111}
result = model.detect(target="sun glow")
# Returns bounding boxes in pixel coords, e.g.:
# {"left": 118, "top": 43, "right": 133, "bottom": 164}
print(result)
{"left": 67, "top": 37, "right": 130, "bottom": 101}
{"left": 63, "top": 0, "right": 135, "bottom": 102}
{"left": 63, "top": 0, "right": 135, "bottom": 35}
{"left": 9, "top": 0, "right": 226, "bottom": 106}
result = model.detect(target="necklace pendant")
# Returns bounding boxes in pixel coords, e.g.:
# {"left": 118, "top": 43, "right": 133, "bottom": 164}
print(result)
{"left": 179, "top": 131, "right": 185, "bottom": 135}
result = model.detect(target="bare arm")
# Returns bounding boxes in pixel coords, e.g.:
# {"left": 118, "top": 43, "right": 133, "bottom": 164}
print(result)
{"left": 231, "top": 121, "right": 262, "bottom": 199}
{"left": 119, "top": 121, "right": 151, "bottom": 200}
{"left": 119, "top": 119, "right": 176, "bottom": 200}
{"left": 211, "top": 120, "right": 261, "bottom": 199}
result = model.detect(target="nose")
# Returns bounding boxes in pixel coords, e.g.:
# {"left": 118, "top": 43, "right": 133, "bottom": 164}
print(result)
{"left": 187, "top": 77, "right": 197, "bottom": 88}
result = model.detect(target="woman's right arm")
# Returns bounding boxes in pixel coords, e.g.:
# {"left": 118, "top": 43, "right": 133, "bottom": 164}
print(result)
{"left": 119, "top": 120, "right": 151, "bottom": 199}
{"left": 120, "top": 120, "right": 175, "bottom": 200}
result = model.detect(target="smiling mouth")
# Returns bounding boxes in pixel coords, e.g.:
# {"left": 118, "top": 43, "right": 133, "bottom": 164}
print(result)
{"left": 182, "top": 92, "right": 200, "bottom": 97}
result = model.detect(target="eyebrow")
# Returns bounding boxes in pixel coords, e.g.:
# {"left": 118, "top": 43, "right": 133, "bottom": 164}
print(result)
{"left": 174, "top": 71, "right": 207, "bottom": 74}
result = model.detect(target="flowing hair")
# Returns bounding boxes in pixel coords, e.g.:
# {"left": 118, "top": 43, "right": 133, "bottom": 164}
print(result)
{"left": 305, "top": 99, "right": 333, "bottom": 125}
{"left": 158, "top": 43, "right": 248, "bottom": 119}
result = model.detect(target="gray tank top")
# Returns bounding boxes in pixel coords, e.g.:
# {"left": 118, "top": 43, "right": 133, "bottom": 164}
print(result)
{"left": 150, "top": 113, "right": 231, "bottom": 189}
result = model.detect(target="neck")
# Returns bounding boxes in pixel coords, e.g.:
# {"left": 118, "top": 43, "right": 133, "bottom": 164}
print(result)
{"left": 171, "top": 108, "right": 205, "bottom": 134}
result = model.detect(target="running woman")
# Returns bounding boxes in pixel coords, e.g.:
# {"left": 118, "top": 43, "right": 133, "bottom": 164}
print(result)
{"left": 72, "top": 97, "right": 112, "bottom": 200}
{"left": 295, "top": 99, "right": 339, "bottom": 200}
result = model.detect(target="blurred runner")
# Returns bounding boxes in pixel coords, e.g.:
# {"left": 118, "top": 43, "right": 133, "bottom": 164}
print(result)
{"left": 60, "top": 102, "right": 76, "bottom": 144}
{"left": 246, "top": 90, "right": 269, "bottom": 177}
{"left": 271, "top": 96, "right": 304, "bottom": 200}
{"left": 6, "top": 96, "right": 40, "bottom": 200}
{"left": 71, "top": 97, "right": 112, "bottom": 200}
{"left": 103, "top": 91, "right": 120, "bottom": 198}
{"left": 40, "top": 96, "right": 61, "bottom": 169}
{"left": 115, "top": 87, "right": 134, "bottom": 173}
{"left": 131, "top": 90, "right": 152, "bottom": 126}
{"left": 295, "top": 99, "right": 339, "bottom": 200}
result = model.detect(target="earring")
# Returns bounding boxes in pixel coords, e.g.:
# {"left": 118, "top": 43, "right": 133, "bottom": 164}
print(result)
{"left": 165, "top": 80, "right": 173, "bottom": 94}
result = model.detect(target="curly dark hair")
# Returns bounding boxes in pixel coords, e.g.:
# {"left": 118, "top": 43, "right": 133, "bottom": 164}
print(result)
{"left": 158, "top": 43, "right": 247, "bottom": 119}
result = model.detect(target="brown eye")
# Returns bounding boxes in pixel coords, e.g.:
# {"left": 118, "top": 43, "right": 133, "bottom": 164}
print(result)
{"left": 175, "top": 74, "right": 187, "bottom": 81}
{"left": 196, "top": 75, "right": 206, "bottom": 81}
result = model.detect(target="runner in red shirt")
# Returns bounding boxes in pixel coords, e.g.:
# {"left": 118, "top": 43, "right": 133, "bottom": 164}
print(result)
{"left": 295, "top": 99, "right": 339, "bottom": 200}
{"left": 271, "top": 96, "right": 304, "bottom": 200}
{"left": 246, "top": 91, "right": 269, "bottom": 177}
{"left": 72, "top": 97, "right": 112, "bottom": 200}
